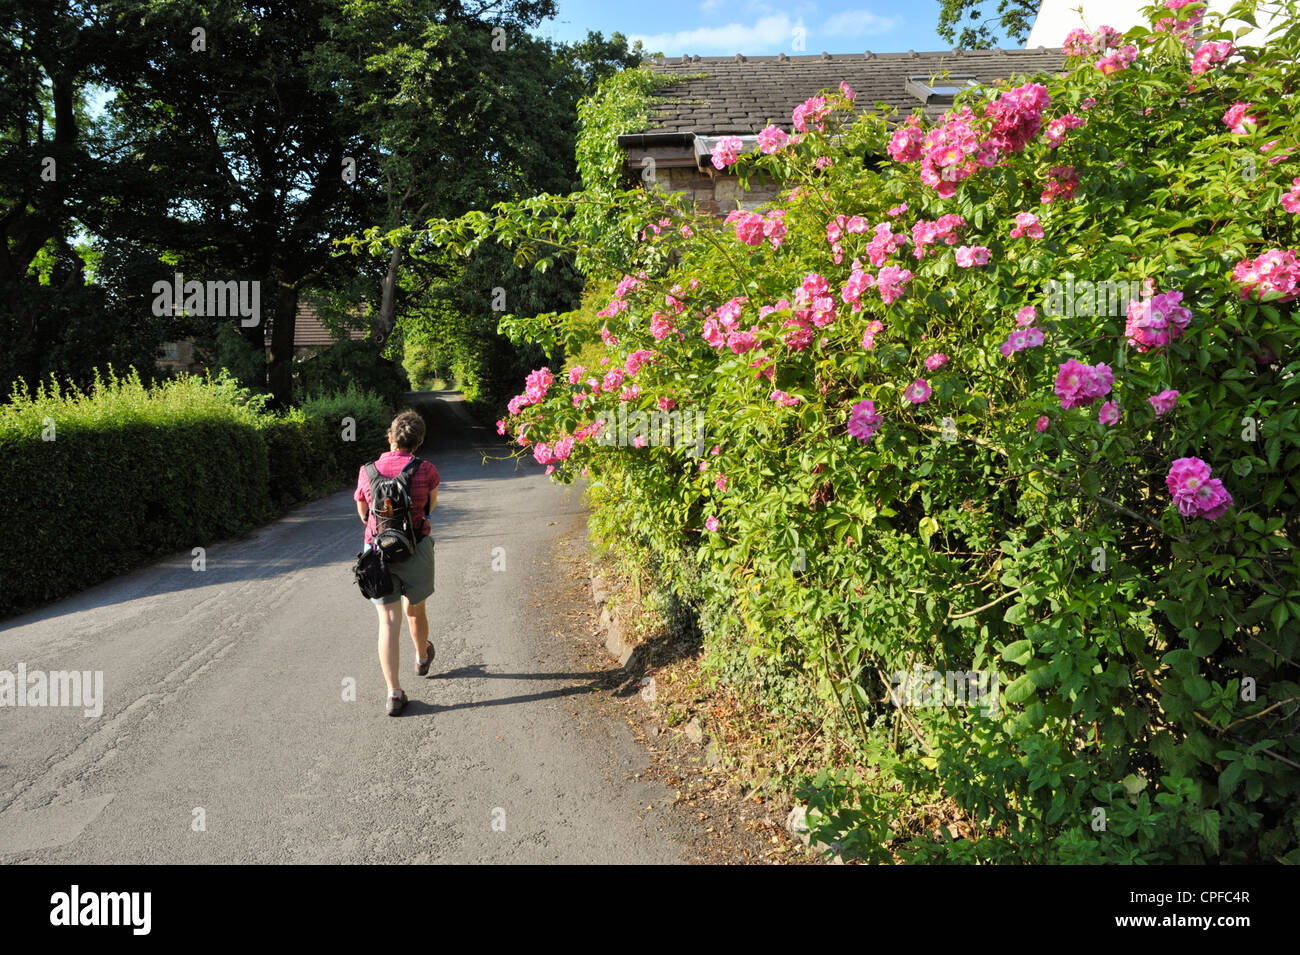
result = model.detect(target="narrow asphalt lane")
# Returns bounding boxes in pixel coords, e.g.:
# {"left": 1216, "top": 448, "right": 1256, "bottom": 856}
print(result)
{"left": 0, "top": 392, "right": 685, "bottom": 863}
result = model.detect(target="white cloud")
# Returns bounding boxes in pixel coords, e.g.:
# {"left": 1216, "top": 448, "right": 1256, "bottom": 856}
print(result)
{"left": 824, "top": 9, "right": 900, "bottom": 37}
{"left": 631, "top": 15, "right": 803, "bottom": 55}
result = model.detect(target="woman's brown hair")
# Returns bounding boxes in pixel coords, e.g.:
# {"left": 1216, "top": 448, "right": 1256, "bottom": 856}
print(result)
{"left": 390, "top": 410, "right": 426, "bottom": 451}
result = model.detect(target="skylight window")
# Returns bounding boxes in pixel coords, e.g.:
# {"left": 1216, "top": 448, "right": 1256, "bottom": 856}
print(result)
{"left": 906, "top": 74, "right": 980, "bottom": 105}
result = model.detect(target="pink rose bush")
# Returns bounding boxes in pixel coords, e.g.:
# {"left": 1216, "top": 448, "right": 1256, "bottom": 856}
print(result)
{"left": 420, "top": 1, "right": 1300, "bottom": 865}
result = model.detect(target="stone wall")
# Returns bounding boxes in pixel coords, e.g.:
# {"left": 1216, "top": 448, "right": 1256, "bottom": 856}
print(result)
{"left": 644, "top": 164, "right": 783, "bottom": 216}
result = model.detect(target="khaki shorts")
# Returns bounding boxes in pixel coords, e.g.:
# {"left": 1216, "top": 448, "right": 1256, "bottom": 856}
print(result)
{"left": 369, "top": 535, "right": 435, "bottom": 606}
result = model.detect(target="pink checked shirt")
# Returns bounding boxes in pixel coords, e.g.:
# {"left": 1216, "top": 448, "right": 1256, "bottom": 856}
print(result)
{"left": 354, "top": 450, "right": 440, "bottom": 545}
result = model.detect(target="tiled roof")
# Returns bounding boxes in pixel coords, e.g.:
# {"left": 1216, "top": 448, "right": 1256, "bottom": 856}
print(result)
{"left": 637, "top": 49, "right": 1068, "bottom": 135}
{"left": 264, "top": 301, "right": 368, "bottom": 347}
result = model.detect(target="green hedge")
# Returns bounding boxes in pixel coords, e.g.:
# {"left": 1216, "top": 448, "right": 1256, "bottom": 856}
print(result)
{"left": 0, "top": 370, "right": 390, "bottom": 616}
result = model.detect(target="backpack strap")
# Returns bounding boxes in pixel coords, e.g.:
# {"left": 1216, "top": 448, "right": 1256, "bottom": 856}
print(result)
{"left": 393, "top": 456, "right": 420, "bottom": 492}
{"left": 364, "top": 462, "right": 383, "bottom": 501}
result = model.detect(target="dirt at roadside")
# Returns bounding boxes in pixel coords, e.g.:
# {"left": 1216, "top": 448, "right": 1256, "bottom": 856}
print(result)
{"left": 531, "top": 518, "right": 818, "bottom": 865}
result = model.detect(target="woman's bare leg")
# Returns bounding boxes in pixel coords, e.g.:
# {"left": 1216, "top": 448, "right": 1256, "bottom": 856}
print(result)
{"left": 375, "top": 602, "right": 404, "bottom": 692}
{"left": 404, "top": 596, "right": 430, "bottom": 660}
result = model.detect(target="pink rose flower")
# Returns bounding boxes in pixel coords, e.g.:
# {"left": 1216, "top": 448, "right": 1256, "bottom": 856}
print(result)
{"left": 861, "top": 319, "right": 885, "bottom": 350}
{"left": 1166, "top": 456, "right": 1233, "bottom": 520}
{"left": 1149, "top": 389, "right": 1179, "bottom": 416}
{"left": 704, "top": 516, "right": 720, "bottom": 532}
{"left": 792, "top": 95, "right": 831, "bottom": 133}
{"left": 1010, "top": 212, "right": 1044, "bottom": 239}
{"left": 1099, "top": 401, "right": 1120, "bottom": 426}
{"left": 925, "top": 353, "right": 949, "bottom": 371}
{"left": 1041, "top": 165, "right": 1079, "bottom": 204}
{"left": 1222, "top": 102, "right": 1257, "bottom": 135}
{"left": 757, "top": 125, "right": 789, "bottom": 154}
{"left": 1282, "top": 178, "right": 1300, "bottom": 214}
{"left": 955, "top": 245, "right": 991, "bottom": 267}
{"left": 1054, "top": 359, "right": 1113, "bottom": 409}
{"left": 1125, "top": 289, "right": 1193, "bottom": 352}
{"left": 1233, "top": 249, "right": 1300, "bottom": 302}
{"left": 711, "top": 135, "right": 744, "bottom": 170}
{"left": 1191, "top": 40, "right": 1233, "bottom": 75}
{"left": 904, "top": 378, "right": 932, "bottom": 404}
{"left": 876, "top": 266, "right": 913, "bottom": 305}
{"left": 848, "top": 399, "right": 883, "bottom": 442}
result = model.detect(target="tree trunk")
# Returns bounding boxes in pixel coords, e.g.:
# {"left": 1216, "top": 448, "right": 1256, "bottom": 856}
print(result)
{"left": 267, "top": 282, "right": 299, "bottom": 411}
{"left": 374, "top": 242, "right": 404, "bottom": 346}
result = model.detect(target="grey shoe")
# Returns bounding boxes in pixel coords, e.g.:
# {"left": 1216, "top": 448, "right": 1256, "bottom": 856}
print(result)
{"left": 386, "top": 690, "right": 408, "bottom": 716}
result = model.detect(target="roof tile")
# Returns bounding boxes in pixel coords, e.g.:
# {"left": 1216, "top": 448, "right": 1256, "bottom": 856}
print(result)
{"left": 637, "top": 49, "right": 1067, "bottom": 134}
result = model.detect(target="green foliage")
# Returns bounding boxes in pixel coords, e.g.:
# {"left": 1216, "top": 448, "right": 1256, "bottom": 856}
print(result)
{"left": 295, "top": 339, "right": 409, "bottom": 410}
{"left": 412, "top": 1, "right": 1300, "bottom": 862}
{"left": 0, "top": 369, "right": 389, "bottom": 616}
{"left": 576, "top": 67, "right": 680, "bottom": 192}
{"left": 261, "top": 384, "right": 389, "bottom": 508}
{"left": 402, "top": 336, "right": 447, "bottom": 391}
{"left": 208, "top": 322, "right": 268, "bottom": 394}
{"left": 935, "top": 0, "right": 1040, "bottom": 49}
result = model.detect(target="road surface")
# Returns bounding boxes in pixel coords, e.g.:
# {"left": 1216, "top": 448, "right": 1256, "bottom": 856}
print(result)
{"left": 0, "top": 392, "right": 686, "bottom": 863}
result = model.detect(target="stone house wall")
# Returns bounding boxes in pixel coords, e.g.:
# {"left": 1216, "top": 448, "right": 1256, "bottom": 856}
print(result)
{"left": 643, "top": 164, "right": 784, "bottom": 216}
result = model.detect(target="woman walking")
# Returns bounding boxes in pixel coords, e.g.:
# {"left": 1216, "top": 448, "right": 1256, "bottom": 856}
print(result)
{"left": 354, "top": 410, "right": 440, "bottom": 715}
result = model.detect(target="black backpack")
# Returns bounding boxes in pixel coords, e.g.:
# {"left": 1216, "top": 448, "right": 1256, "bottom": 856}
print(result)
{"left": 365, "top": 457, "right": 422, "bottom": 561}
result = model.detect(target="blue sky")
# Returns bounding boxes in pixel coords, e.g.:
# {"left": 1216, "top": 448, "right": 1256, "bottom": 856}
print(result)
{"left": 534, "top": 0, "right": 1021, "bottom": 57}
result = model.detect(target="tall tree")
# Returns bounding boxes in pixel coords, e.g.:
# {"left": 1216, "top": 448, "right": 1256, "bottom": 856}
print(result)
{"left": 320, "top": 16, "right": 642, "bottom": 404}
{"left": 314, "top": 10, "right": 640, "bottom": 346}
{"left": 0, "top": 0, "right": 146, "bottom": 392}
{"left": 88, "top": 0, "right": 380, "bottom": 408}
{"left": 935, "top": 0, "right": 1039, "bottom": 49}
